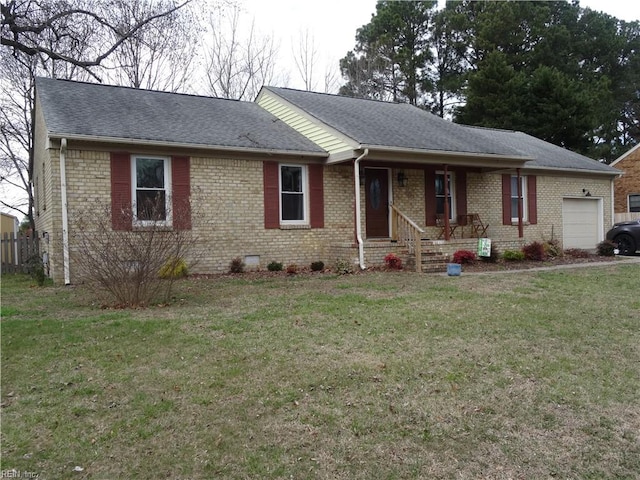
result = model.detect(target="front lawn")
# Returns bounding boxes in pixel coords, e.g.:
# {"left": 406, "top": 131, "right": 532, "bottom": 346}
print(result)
{"left": 1, "top": 265, "right": 639, "bottom": 479}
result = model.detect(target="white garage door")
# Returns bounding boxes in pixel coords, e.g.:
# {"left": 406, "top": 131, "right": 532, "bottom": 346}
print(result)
{"left": 562, "top": 198, "right": 600, "bottom": 250}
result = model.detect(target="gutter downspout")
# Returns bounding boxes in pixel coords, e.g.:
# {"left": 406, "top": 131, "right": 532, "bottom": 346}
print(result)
{"left": 60, "top": 138, "right": 71, "bottom": 285}
{"left": 517, "top": 168, "right": 524, "bottom": 238}
{"left": 610, "top": 177, "right": 615, "bottom": 227}
{"left": 354, "top": 149, "right": 369, "bottom": 270}
{"left": 443, "top": 164, "right": 450, "bottom": 241}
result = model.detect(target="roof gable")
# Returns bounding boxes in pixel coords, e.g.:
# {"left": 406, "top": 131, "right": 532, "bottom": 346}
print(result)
{"left": 261, "top": 86, "right": 619, "bottom": 175}
{"left": 262, "top": 86, "right": 525, "bottom": 158}
{"left": 35, "top": 78, "right": 326, "bottom": 155}
{"left": 256, "top": 89, "right": 355, "bottom": 155}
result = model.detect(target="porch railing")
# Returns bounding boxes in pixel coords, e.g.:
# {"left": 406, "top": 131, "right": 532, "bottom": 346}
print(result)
{"left": 390, "top": 205, "right": 425, "bottom": 271}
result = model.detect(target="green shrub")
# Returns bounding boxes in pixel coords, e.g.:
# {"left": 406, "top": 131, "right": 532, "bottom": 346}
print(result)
{"left": 158, "top": 257, "right": 188, "bottom": 279}
{"left": 267, "top": 261, "right": 283, "bottom": 272}
{"left": 522, "top": 241, "right": 546, "bottom": 261}
{"left": 26, "top": 253, "right": 46, "bottom": 286}
{"left": 502, "top": 249, "right": 525, "bottom": 261}
{"left": 229, "top": 257, "right": 245, "bottom": 274}
{"left": 310, "top": 261, "right": 325, "bottom": 272}
{"left": 334, "top": 258, "right": 354, "bottom": 275}
{"left": 596, "top": 240, "right": 616, "bottom": 257}
{"left": 452, "top": 250, "right": 476, "bottom": 265}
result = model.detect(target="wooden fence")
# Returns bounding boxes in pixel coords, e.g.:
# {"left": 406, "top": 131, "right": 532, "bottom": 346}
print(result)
{"left": 1, "top": 232, "right": 39, "bottom": 274}
{"left": 614, "top": 212, "right": 640, "bottom": 223}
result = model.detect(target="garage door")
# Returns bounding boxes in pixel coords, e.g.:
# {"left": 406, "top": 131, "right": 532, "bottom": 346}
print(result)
{"left": 562, "top": 198, "right": 600, "bottom": 249}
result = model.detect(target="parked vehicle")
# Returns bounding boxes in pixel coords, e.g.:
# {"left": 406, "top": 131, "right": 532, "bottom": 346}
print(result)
{"left": 606, "top": 219, "right": 640, "bottom": 255}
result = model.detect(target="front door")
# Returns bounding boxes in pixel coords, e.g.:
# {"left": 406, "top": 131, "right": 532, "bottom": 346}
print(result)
{"left": 365, "top": 168, "right": 389, "bottom": 238}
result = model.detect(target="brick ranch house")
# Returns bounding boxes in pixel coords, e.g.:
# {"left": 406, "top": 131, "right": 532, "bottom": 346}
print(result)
{"left": 33, "top": 78, "right": 620, "bottom": 284}
{"left": 610, "top": 143, "right": 640, "bottom": 219}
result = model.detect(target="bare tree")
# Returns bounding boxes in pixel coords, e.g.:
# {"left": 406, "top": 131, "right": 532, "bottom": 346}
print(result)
{"left": 0, "top": 52, "right": 33, "bottom": 222}
{"left": 0, "top": 26, "right": 95, "bottom": 227}
{"left": 293, "top": 29, "right": 317, "bottom": 91}
{"left": 2, "top": 0, "right": 191, "bottom": 80}
{"left": 1, "top": 0, "right": 194, "bottom": 225}
{"left": 203, "top": 4, "right": 278, "bottom": 100}
{"left": 323, "top": 59, "right": 340, "bottom": 94}
{"left": 102, "top": 0, "right": 200, "bottom": 92}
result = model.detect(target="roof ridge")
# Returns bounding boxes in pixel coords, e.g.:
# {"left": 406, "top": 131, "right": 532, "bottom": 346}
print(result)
{"left": 462, "top": 124, "right": 522, "bottom": 135}
{"left": 264, "top": 85, "right": 411, "bottom": 107}
{"left": 35, "top": 77, "right": 245, "bottom": 104}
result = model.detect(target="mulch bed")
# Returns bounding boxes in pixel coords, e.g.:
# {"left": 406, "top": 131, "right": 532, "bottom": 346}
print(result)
{"left": 188, "top": 254, "right": 628, "bottom": 280}
{"left": 457, "top": 254, "right": 621, "bottom": 273}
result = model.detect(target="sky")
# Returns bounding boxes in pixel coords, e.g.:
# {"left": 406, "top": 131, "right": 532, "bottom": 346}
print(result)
{"left": 239, "top": 0, "right": 640, "bottom": 91}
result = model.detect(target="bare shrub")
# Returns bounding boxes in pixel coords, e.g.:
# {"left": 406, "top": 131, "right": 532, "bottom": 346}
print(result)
{"left": 72, "top": 200, "right": 202, "bottom": 307}
{"left": 596, "top": 240, "right": 616, "bottom": 257}
{"left": 229, "top": 257, "right": 245, "bottom": 274}
{"left": 522, "top": 241, "right": 546, "bottom": 261}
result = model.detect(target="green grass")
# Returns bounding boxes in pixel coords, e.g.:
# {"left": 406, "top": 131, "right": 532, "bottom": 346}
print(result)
{"left": 1, "top": 265, "right": 639, "bottom": 479}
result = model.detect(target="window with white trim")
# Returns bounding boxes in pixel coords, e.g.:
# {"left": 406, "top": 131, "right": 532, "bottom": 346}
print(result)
{"left": 280, "top": 164, "right": 308, "bottom": 224}
{"left": 132, "top": 156, "right": 172, "bottom": 225}
{"left": 435, "top": 171, "right": 455, "bottom": 220}
{"left": 629, "top": 194, "right": 640, "bottom": 212}
{"left": 511, "top": 175, "right": 528, "bottom": 222}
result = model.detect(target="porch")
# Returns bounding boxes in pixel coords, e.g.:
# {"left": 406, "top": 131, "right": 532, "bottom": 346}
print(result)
{"left": 345, "top": 160, "right": 534, "bottom": 272}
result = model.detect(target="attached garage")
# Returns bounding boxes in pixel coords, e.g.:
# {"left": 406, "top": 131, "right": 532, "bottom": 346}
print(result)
{"left": 562, "top": 198, "right": 603, "bottom": 250}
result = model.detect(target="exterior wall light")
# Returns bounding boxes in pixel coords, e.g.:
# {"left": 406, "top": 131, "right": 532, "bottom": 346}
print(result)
{"left": 397, "top": 171, "right": 408, "bottom": 187}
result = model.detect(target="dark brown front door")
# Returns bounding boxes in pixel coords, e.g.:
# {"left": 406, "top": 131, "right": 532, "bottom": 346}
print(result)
{"left": 365, "top": 168, "right": 389, "bottom": 238}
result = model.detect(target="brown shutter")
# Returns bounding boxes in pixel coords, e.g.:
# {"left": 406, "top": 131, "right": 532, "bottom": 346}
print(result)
{"left": 172, "top": 156, "right": 191, "bottom": 230}
{"left": 263, "top": 161, "right": 280, "bottom": 229}
{"left": 455, "top": 171, "right": 467, "bottom": 219}
{"left": 502, "top": 174, "right": 512, "bottom": 225}
{"left": 309, "top": 163, "right": 324, "bottom": 228}
{"left": 425, "top": 169, "right": 436, "bottom": 226}
{"left": 527, "top": 175, "right": 537, "bottom": 225}
{"left": 111, "top": 152, "right": 132, "bottom": 231}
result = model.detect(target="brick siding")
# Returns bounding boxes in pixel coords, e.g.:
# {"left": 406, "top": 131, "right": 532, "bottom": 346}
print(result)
{"left": 36, "top": 147, "right": 614, "bottom": 283}
{"left": 613, "top": 147, "right": 640, "bottom": 213}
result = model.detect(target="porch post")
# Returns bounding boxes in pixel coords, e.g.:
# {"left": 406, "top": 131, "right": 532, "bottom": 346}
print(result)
{"left": 517, "top": 168, "right": 524, "bottom": 238}
{"left": 444, "top": 164, "right": 450, "bottom": 241}
{"left": 354, "top": 149, "right": 369, "bottom": 269}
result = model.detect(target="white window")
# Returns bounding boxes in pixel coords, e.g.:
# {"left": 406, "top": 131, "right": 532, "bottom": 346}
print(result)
{"left": 280, "top": 164, "right": 308, "bottom": 224}
{"left": 511, "top": 175, "right": 527, "bottom": 222}
{"left": 132, "top": 156, "right": 171, "bottom": 226}
{"left": 629, "top": 194, "right": 640, "bottom": 212}
{"left": 435, "top": 171, "right": 455, "bottom": 220}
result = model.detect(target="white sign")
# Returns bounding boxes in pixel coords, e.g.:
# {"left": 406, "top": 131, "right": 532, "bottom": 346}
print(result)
{"left": 477, "top": 238, "right": 492, "bottom": 257}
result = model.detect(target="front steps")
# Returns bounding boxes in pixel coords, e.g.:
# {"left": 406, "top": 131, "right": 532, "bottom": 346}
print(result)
{"left": 409, "top": 239, "right": 482, "bottom": 273}
{"left": 356, "top": 238, "right": 483, "bottom": 274}
{"left": 420, "top": 249, "right": 450, "bottom": 273}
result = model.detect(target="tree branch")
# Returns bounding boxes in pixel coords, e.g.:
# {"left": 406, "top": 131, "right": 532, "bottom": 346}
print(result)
{"left": 1, "top": 0, "right": 192, "bottom": 71}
